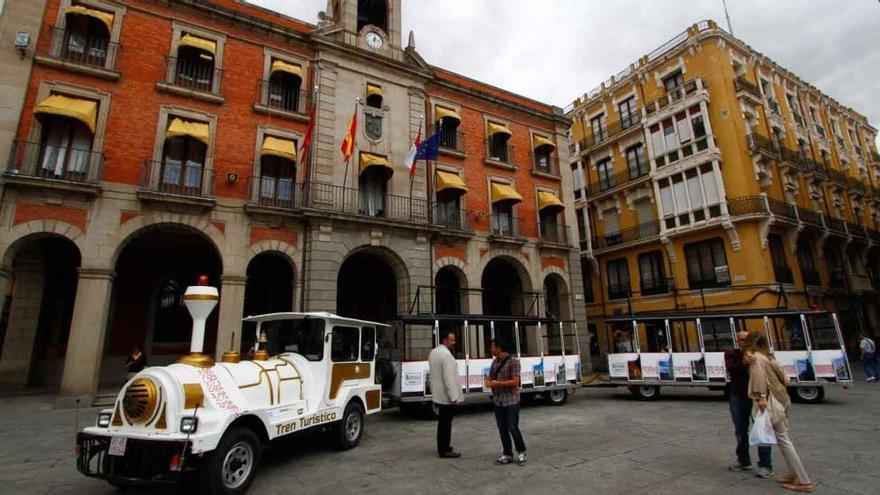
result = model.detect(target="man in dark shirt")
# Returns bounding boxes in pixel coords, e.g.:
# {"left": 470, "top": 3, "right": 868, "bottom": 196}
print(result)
{"left": 725, "top": 331, "right": 772, "bottom": 478}
{"left": 486, "top": 339, "right": 527, "bottom": 466}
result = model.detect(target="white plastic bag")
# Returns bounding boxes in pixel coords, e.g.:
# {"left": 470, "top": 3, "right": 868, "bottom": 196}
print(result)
{"left": 749, "top": 410, "right": 778, "bottom": 446}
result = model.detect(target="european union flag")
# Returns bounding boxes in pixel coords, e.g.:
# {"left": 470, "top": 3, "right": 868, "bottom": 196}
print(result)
{"left": 415, "top": 132, "right": 440, "bottom": 161}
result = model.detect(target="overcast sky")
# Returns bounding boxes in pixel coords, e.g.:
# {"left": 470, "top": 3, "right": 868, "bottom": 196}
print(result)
{"left": 249, "top": 1, "right": 879, "bottom": 146}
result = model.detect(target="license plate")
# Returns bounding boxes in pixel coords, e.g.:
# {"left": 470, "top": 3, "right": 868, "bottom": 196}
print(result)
{"left": 108, "top": 437, "right": 127, "bottom": 457}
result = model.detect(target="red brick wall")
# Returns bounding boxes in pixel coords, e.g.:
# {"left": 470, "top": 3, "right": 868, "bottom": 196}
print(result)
{"left": 434, "top": 245, "right": 466, "bottom": 263}
{"left": 13, "top": 202, "right": 88, "bottom": 230}
{"left": 249, "top": 225, "right": 298, "bottom": 247}
{"left": 541, "top": 256, "right": 566, "bottom": 271}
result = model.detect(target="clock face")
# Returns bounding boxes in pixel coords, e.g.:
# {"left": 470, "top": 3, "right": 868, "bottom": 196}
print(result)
{"left": 365, "top": 31, "right": 384, "bottom": 49}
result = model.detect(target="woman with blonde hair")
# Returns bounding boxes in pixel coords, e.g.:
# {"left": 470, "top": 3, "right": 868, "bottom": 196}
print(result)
{"left": 742, "top": 331, "right": 813, "bottom": 493}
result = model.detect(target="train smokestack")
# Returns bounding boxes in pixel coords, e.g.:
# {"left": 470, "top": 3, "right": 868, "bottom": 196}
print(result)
{"left": 178, "top": 283, "right": 219, "bottom": 367}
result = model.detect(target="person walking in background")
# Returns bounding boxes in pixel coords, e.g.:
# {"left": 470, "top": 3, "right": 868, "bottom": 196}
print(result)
{"left": 486, "top": 339, "right": 527, "bottom": 466}
{"left": 428, "top": 329, "right": 462, "bottom": 458}
{"left": 123, "top": 344, "right": 147, "bottom": 380}
{"left": 858, "top": 331, "right": 878, "bottom": 382}
{"left": 725, "top": 331, "right": 773, "bottom": 478}
{"left": 744, "top": 331, "right": 813, "bottom": 493}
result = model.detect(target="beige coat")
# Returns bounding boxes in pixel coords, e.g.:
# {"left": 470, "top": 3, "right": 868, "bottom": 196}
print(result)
{"left": 428, "top": 344, "right": 462, "bottom": 405}
{"left": 748, "top": 352, "right": 791, "bottom": 423}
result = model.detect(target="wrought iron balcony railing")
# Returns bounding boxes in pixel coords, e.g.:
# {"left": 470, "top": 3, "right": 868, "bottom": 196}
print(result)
{"left": 50, "top": 27, "right": 120, "bottom": 70}
{"left": 5, "top": 140, "right": 104, "bottom": 184}
{"left": 489, "top": 215, "right": 523, "bottom": 238}
{"left": 796, "top": 206, "right": 822, "bottom": 227}
{"left": 582, "top": 113, "right": 642, "bottom": 152}
{"left": 823, "top": 214, "right": 846, "bottom": 233}
{"left": 248, "top": 175, "right": 301, "bottom": 209}
{"left": 607, "top": 283, "right": 631, "bottom": 301}
{"left": 532, "top": 153, "right": 560, "bottom": 176}
{"left": 587, "top": 167, "right": 649, "bottom": 197}
{"left": 257, "top": 80, "right": 308, "bottom": 114}
{"left": 434, "top": 208, "right": 474, "bottom": 232}
{"left": 140, "top": 160, "right": 213, "bottom": 198}
{"left": 486, "top": 140, "right": 515, "bottom": 165}
{"left": 592, "top": 220, "right": 660, "bottom": 250}
{"left": 727, "top": 195, "right": 768, "bottom": 217}
{"left": 746, "top": 133, "right": 778, "bottom": 158}
{"left": 734, "top": 77, "right": 761, "bottom": 99}
{"left": 644, "top": 79, "right": 702, "bottom": 115}
{"left": 436, "top": 127, "right": 466, "bottom": 154}
{"left": 846, "top": 221, "right": 868, "bottom": 239}
{"left": 766, "top": 197, "right": 798, "bottom": 222}
{"left": 539, "top": 224, "right": 570, "bottom": 245}
{"left": 306, "top": 182, "right": 430, "bottom": 223}
{"left": 166, "top": 55, "right": 223, "bottom": 94}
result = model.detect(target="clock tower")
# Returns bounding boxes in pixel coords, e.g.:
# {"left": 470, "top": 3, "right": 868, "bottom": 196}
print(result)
{"left": 323, "top": 0, "right": 403, "bottom": 59}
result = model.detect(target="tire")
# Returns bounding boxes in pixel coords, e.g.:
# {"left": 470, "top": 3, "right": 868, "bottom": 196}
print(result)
{"left": 334, "top": 401, "right": 365, "bottom": 450}
{"left": 630, "top": 385, "right": 661, "bottom": 401}
{"left": 545, "top": 388, "right": 568, "bottom": 406}
{"left": 790, "top": 386, "right": 824, "bottom": 404}
{"left": 198, "top": 427, "right": 261, "bottom": 495}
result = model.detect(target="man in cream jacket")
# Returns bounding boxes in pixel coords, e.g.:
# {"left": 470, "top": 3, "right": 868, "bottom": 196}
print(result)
{"left": 429, "top": 329, "right": 462, "bottom": 458}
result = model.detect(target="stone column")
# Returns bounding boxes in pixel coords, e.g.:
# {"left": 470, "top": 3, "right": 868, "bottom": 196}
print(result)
{"left": 215, "top": 274, "right": 247, "bottom": 360}
{"left": 0, "top": 259, "right": 45, "bottom": 389}
{"left": 60, "top": 268, "right": 115, "bottom": 398}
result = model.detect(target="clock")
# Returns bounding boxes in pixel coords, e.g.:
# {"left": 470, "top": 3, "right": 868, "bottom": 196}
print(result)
{"left": 365, "top": 31, "right": 384, "bottom": 49}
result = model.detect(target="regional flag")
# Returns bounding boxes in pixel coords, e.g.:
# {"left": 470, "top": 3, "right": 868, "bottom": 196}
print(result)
{"left": 340, "top": 109, "right": 358, "bottom": 163}
{"left": 415, "top": 131, "right": 440, "bottom": 162}
{"left": 404, "top": 123, "right": 423, "bottom": 177}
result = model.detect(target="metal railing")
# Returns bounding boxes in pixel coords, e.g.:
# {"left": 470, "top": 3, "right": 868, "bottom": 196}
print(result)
{"left": 248, "top": 175, "right": 301, "bottom": 209}
{"left": 5, "top": 140, "right": 104, "bottom": 184}
{"left": 408, "top": 286, "right": 544, "bottom": 317}
{"left": 767, "top": 99, "right": 782, "bottom": 116}
{"left": 167, "top": 55, "right": 222, "bottom": 93}
{"left": 593, "top": 220, "right": 660, "bottom": 250}
{"left": 734, "top": 77, "right": 761, "bottom": 99}
{"left": 869, "top": 229, "right": 880, "bottom": 242}
{"left": 436, "top": 127, "right": 465, "bottom": 154}
{"left": 51, "top": 27, "right": 119, "bottom": 69}
{"left": 766, "top": 197, "right": 797, "bottom": 222}
{"left": 434, "top": 208, "right": 473, "bottom": 232}
{"left": 489, "top": 215, "right": 522, "bottom": 237}
{"left": 539, "top": 224, "right": 570, "bottom": 245}
{"left": 307, "top": 181, "right": 430, "bottom": 223}
{"left": 258, "top": 80, "right": 307, "bottom": 113}
{"left": 727, "top": 195, "right": 768, "bottom": 217}
{"left": 140, "top": 160, "right": 213, "bottom": 198}
{"left": 796, "top": 206, "right": 822, "bottom": 226}
{"left": 532, "top": 152, "right": 560, "bottom": 176}
{"left": 847, "top": 177, "right": 867, "bottom": 196}
{"left": 827, "top": 167, "right": 848, "bottom": 186}
{"left": 846, "top": 221, "right": 868, "bottom": 239}
{"left": 486, "top": 140, "right": 515, "bottom": 165}
{"left": 588, "top": 167, "right": 648, "bottom": 196}
{"left": 607, "top": 283, "right": 632, "bottom": 301}
{"left": 746, "top": 133, "right": 778, "bottom": 157}
{"left": 582, "top": 113, "right": 642, "bottom": 151}
{"left": 823, "top": 214, "right": 846, "bottom": 233}
{"left": 644, "top": 79, "right": 702, "bottom": 115}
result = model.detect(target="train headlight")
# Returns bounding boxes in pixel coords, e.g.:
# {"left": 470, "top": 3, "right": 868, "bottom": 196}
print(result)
{"left": 96, "top": 411, "right": 112, "bottom": 428}
{"left": 180, "top": 416, "right": 199, "bottom": 434}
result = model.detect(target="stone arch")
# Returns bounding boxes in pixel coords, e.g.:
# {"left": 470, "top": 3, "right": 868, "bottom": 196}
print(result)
{"left": 1, "top": 220, "right": 86, "bottom": 268}
{"left": 543, "top": 271, "right": 572, "bottom": 321}
{"left": 479, "top": 253, "right": 534, "bottom": 293}
{"left": 246, "top": 240, "right": 299, "bottom": 273}
{"left": 434, "top": 262, "right": 469, "bottom": 315}
{"left": 434, "top": 257, "right": 468, "bottom": 287}
{"left": 111, "top": 212, "right": 227, "bottom": 272}
{"left": 338, "top": 244, "right": 411, "bottom": 319}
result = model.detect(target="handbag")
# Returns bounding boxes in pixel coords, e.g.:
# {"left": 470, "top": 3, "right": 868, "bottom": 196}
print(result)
{"left": 749, "top": 410, "right": 778, "bottom": 446}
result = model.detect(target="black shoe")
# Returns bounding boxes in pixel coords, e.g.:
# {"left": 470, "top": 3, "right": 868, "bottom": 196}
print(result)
{"left": 439, "top": 450, "right": 461, "bottom": 458}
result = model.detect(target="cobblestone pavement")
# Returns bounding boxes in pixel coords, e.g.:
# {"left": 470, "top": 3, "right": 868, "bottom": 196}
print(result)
{"left": 1, "top": 376, "right": 878, "bottom": 495}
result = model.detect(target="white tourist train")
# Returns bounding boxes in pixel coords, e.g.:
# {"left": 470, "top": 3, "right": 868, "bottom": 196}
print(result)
{"left": 76, "top": 283, "right": 384, "bottom": 494}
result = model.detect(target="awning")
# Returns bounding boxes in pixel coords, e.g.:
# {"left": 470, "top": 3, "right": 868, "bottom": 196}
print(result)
{"left": 436, "top": 171, "right": 468, "bottom": 194}
{"left": 179, "top": 34, "right": 216, "bottom": 56}
{"left": 435, "top": 106, "right": 461, "bottom": 123}
{"left": 34, "top": 95, "right": 97, "bottom": 133}
{"left": 64, "top": 5, "right": 114, "bottom": 32}
{"left": 491, "top": 183, "right": 522, "bottom": 205}
{"left": 366, "top": 84, "right": 383, "bottom": 99}
{"left": 533, "top": 135, "right": 556, "bottom": 151}
{"left": 270, "top": 60, "right": 303, "bottom": 79}
{"left": 261, "top": 136, "right": 297, "bottom": 162}
{"left": 537, "top": 191, "right": 565, "bottom": 213}
{"left": 488, "top": 122, "right": 512, "bottom": 138}
{"left": 165, "top": 118, "right": 210, "bottom": 146}
{"left": 359, "top": 152, "right": 393, "bottom": 176}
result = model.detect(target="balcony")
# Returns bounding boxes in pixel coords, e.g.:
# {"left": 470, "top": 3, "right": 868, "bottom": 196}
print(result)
{"left": 580, "top": 113, "right": 642, "bottom": 154}
{"left": 437, "top": 127, "right": 466, "bottom": 157}
{"left": 245, "top": 176, "right": 302, "bottom": 214}
{"left": 532, "top": 153, "right": 560, "bottom": 178}
{"left": 607, "top": 283, "right": 631, "bottom": 301}
{"left": 306, "top": 182, "right": 431, "bottom": 225}
{"left": 792, "top": 113, "right": 806, "bottom": 128}
{"left": 138, "top": 160, "right": 215, "bottom": 207}
{"left": 3, "top": 140, "right": 104, "bottom": 195}
{"left": 644, "top": 79, "right": 703, "bottom": 116}
{"left": 434, "top": 208, "right": 474, "bottom": 233}
{"left": 40, "top": 27, "right": 121, "bottom": 77}
{"left": 592, "top": 220, "right": 660, "bottom": 251}
{"left": 734, "top": 77, "right": 762, "bottom": 103}
{"left": 746, "top": 133, "right": 778, "bottom": 159}
{"left": 796, "top": 206, "right": 822, "bottom": 228}
{"left": 847, "top": 177, "right": 867, "bottom": 196}
{"left": 846, "top": 221, "right": 868, "bottom": 240}
{"left": 485, "top": 140, "right": 515, "bottom": 168}
{"left": 773, "top": 265, "right": 794, "bottom": 285}
{"left": 778, "top": 147, "right": 810, "bottom": 173}
{"left": 801, "top": 269, "right": 821, "bottom": 287}
{"left": 539, "top": 224, "right": 571, "bottom": 247}
{"left": 827, "top": 167, "right": 848, "bottom": 187}
{"left": 158, "top": 56, "right": 224, "bottom": 103}
{"left": 489, "top": 215, "right": 525, "bottom": 242}
{"left": 766, "top": 197, "right": 798, "bottom": 223}
{"left": 869, "top": 228, "right": 880, "bottom": 243}
{"left": 587, "top": 167, "right": 649, "bottom": 198}
{"left": 727, "top": 195, "right": 768, "bottom": 218}
{"left": 767, "top": 99, "right": 782, "bottom": 117}
{"left": 823, "top": 214, "right": 846, "bottom": 234}
{"left": 254, "top": 80, "right": 309, "bottom": 120}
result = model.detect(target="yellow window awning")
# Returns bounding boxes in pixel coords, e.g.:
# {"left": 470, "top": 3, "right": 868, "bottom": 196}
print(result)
{"left": 179, "top": 34, "right": 216, "bottom": 56}
{"left": 491, "top": 183, "right": 523, "bottom": 205}
{"left": 435, "top": 106, "right": 461, "bottom": 123}
{"left": 64, "top": 5, "right": 114, "bottom": 32}
{"left": 488, "top": 122, "right": 512, "bottom": 138}
{"left": 359, "top": 152, "right": 393, "bottom": 176}
{"left": 436, "top": 171, "right": 468, "bottom": 194}
{"left": 537, "top": 191, "right": 565, "bottom": 213}
{"left": 270, "top": 60, "right": 303, "bottom": 79}
{"left": 533, "top": 135, "right": 556, "bottom": 151}
{"left": 165, "top": 118, "right": 210, "bottom": 146}
{"left": 34, "top": 94, "right": 97, "bottom": 133}
{"left": 261, "top": 136, "right": 297, "bottom": 162}
{"left": 366, "top": 84, "right": 383, "bottom": 99}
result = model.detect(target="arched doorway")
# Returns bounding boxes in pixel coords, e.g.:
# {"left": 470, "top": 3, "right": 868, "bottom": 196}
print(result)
{"left": 337, "top": 249, "right": 399, "bottom": 324}
{"left": 242, "top": 252, "right": 295, "bottom": 353}
{"left": 435, "top": 266, "right": 467, "bottom": 315}
{"left": 543, "top": 273, "right": 571, "bottom": 321}
{"left": 102, "top": 226, "right": 222, "bottom": 388}
{"left": 481, "top": 257, "right": 531, "bottom": 317}
{"left": 0, "top": 236, "right": 80, "bottom": 391}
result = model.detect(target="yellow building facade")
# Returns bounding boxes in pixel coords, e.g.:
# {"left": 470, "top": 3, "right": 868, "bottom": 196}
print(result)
{"left": 566, "top": 21, "right": 880, "bottom": 368}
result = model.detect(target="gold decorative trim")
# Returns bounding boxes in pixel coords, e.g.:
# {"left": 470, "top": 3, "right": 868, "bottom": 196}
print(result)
{"left": 183, "top": 383, "right": 204, "bottom": 409}
{"left": 178, "top": 352, "right": 215, "bottom": 367}
{"left": 221, "top": 351, "right": 241, "bottom": 363}
{"left": 182, "top": 293, "right": 219, "bottom": 301}
{"left": 155, "top": 404, "right": 168, "bottom": 430}
{"left": 329, "top": 363, "right": 371, "bottom": 399}
{"left": 123, "top": 378, "right": 158, "bottom": 424}
{"left": 366, "top": 389, "right": 381, "bottom": 410}
{"left": 111, "top": 402, "right": 123, "bottom": 426}
{"left": 253, "top": 349, "right": 269, "bottom": 361}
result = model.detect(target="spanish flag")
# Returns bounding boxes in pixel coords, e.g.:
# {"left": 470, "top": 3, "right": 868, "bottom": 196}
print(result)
{"left": 340, "top": 108, "right": 358, "bottom": 163}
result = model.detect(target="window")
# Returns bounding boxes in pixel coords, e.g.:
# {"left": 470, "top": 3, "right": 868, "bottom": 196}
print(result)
{"left": 492, "top": 201, "right": 515, "bottom": 236}
{"left": 435, "top": 106, "right": 461, "bottom": 151}
{"left": 60, "top": 6, "right": 112, "bottom": 68}
{"left": 607, "top": 258, "right": 630, "bottom": 299}
{"left": 576, "top": 209, "right": 586, "bottom": 240}
{"left": 638, "top": 251, "right": 667, "bottom": 295}
{"left": 590, "top": 114, "right": 606, "bottom": 142}
{"left": 266, "top": 59, "right": 303, "bottom": 113}
{"left": 768, "top": 234, "right": 793, "bottom": 284}
{"left": 601, "top": 208, "right": 621, "bottom": 246}
{"left": 436, "top": 189, "right": 463, "bottom": 229}
{"left": 161, "top": 119, "right": 208, "bottom": 195}
{"left": 533, "top": 139, "right": 555, "bottom": 173}
{"left": 331, "top": 326, "right": 360, "bottom": 362}
{"left": 760, "top": 79, "right": 772, "bottom": 98}
{"left": 684, "top": 238, "right": 730, "bottom": 289}
{"left": 361, "top": 327, "right": 376, "bottom": 361}
{"left": 258, "top": 142, "right": 295, "bottom": 207}
{"left": 676, "top": 112, "right": 691, "bottom": 143}
{"left": 625, "top": 144, "right": 647, "bottom": 179}
{"left": 263, "top": 318, "right": 325, "bottom": 361}
{"left": 539, "top": 208, "right": 561, "bottom": 242}
{"left": 700, "top": 319, "right": 735, "bottom": 351}
{"left": 596, "top": 158, "right": 613, "bottom": 190}
{"left": 663, "top": 70, "right": 684, "bottom": 94}
{"left": 365, "top": 83, "right": 383, "bottom": 108}
{"left": 658, "top": 164, "right": 722, "bottom": 229}
{"left": 582, "top": 263, "right": 594, "bottom": 303}
{"left": 357, "top": 0, "right": 388, "bottom": 32}
{"left": 173, "top": 33, "right": 218, "bottom": 93}
{"left": 36, "top": 113, "right": 94, "bottom": 180}
{"left": 487, "top": 122, "right": 512, "bottom": 163}
{"left": 359, "top": 167, "right": 387, "bottom": 216}
{"left": 618, "top": 97, "right": 637, "bottom": 129}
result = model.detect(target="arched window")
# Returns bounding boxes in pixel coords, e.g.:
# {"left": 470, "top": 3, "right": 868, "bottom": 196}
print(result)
{"left": 62, "top": 6, "right": 113, "bottom": 67}
{"left": 357, "top": 0, "right": 388, "bottom": 32}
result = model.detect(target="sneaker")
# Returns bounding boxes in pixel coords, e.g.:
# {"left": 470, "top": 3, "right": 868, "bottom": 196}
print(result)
{"left": 439, "top": 450, "right": 461, "bottom": 458}
{"left": 867, "top": 377, "right": 877, "bottom": 383}
{"left": 495, "top": 455, "right": 512, "bottom": 465}
{"left": 729, "top": 462, "right": 753, "bottom": 472}
{"left": 756, "top": 467, "right": 773, "bottom": 479}
{"left": 517, "top": 452, "right": 528, "bottom": 466}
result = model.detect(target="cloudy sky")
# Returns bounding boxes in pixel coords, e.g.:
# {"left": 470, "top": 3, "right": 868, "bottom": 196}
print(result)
{"left": 249, "top": 1, "right": 879, "bottom": 145}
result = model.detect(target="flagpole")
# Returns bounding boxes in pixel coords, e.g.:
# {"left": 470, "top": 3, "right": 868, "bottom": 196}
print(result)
{"left": 409, "top": 116, "right": 424, "bottom": 221}
{"left": 342, "top": 97, "right": 359, "bottom": 193}
{"left": 304, "top": 85, "right": 319, "bottom": 204}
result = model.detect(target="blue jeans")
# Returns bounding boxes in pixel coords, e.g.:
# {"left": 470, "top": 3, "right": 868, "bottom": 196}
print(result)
{"left": 863, "top": 352, "right": 879, "bottom": 379}
{"left": 494, "top": 404, "right": 526, "bottom": 456}
{"left": 729, "top": 396, "right": 772, "bottom": 469}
